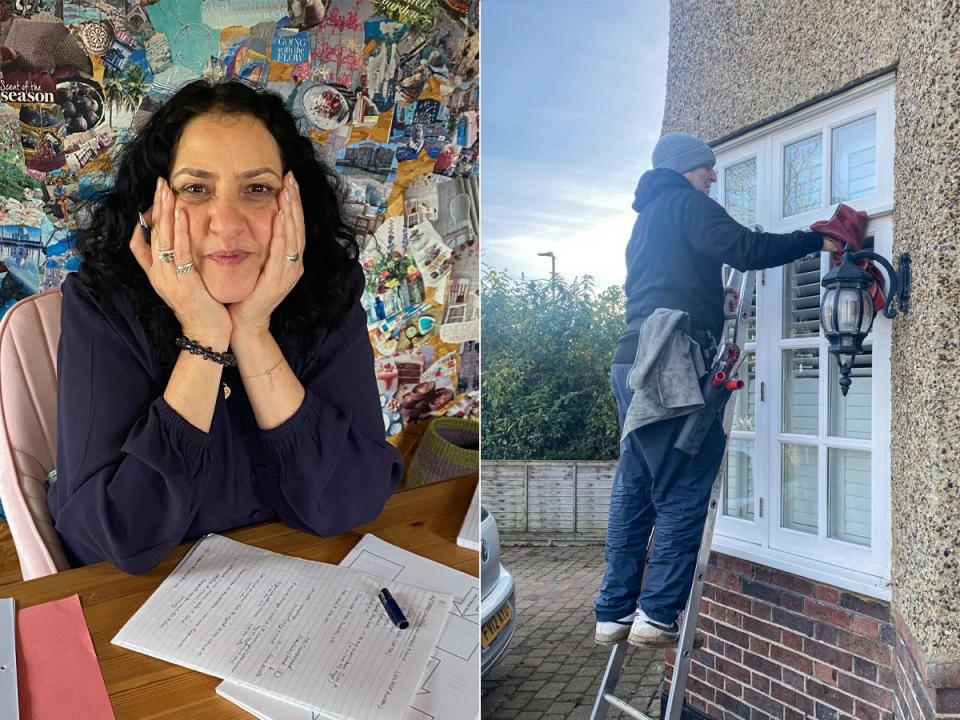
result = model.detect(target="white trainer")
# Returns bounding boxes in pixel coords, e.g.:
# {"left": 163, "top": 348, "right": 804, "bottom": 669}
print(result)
{"left": 628, "top": 608, "right": 680, "bottom": 647}
{"left": 595, "top": 612, "right": 635, "bottom": 645}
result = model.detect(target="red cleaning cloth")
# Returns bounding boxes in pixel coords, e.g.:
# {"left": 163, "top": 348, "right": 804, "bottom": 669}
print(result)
{"left": 811, "top": 203, "right": 886, "bottom": 312}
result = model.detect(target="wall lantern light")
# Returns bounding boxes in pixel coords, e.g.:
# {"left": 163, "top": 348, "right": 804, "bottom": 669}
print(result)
{"left": 820, "top": 246, "right": 911, "bottom": 395}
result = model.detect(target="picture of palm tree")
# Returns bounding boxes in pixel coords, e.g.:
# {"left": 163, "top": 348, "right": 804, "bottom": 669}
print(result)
{"left": 121, "top": 65, "right": 149, "bottom": 116}
{"left": 102, "top": 72, "right": 124, "bottom": 127}
{"left": 103, "top": 63, "right": 150, "bottom": 127}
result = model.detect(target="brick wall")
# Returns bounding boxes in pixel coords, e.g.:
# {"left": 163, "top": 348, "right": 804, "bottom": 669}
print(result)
{"left": 663, "top": 552, "right": 895, "bottom": 720}
{"left": 893, "top": 607, "right": 960, "bottom": 719}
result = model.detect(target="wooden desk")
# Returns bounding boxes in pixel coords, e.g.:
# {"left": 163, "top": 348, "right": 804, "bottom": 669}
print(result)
{"left": 1, "top": 475, "right": 478, "bottom": 719}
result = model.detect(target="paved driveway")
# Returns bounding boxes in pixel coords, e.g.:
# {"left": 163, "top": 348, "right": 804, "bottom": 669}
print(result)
{"left": 482, "top": 545, "right": 664, "bottom": 719}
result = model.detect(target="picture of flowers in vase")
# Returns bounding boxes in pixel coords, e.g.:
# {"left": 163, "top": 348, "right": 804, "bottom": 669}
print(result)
{"left": 361, "top": 249, "right": 426, "bottom": 325}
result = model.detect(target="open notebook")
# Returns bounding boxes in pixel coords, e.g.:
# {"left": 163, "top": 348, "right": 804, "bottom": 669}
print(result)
{"left": 217, "top": 534, "right": 481, "bottom": 720}
{"left": 112, "top": 534, "right": 451, "bottom": 720}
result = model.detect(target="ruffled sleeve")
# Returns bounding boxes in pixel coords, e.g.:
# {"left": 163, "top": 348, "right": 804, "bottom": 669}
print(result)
{"left": 48, "top": 274, "right": 216, "bottom": 574}
{"left": 251, "top": 268, "right": 403, "bottom": 535}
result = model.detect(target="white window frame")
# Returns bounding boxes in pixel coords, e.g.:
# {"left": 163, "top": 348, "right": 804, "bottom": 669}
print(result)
{"left": 710, "top": 74, "right": 895, "bottom": 600}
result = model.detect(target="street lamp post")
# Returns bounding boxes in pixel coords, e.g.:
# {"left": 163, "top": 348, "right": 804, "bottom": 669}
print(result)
{"left": 537, "top": 251, "right": 556, "bottom": 301}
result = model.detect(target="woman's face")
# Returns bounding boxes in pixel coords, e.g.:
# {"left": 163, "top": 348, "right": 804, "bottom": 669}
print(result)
{"left": 168, "top": 112, "right": 284, "bottom": 305}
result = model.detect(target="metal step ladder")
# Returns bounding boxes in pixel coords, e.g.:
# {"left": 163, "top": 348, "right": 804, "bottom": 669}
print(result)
{"left": 590, "top": 266, "right": 757, "bottom": 720}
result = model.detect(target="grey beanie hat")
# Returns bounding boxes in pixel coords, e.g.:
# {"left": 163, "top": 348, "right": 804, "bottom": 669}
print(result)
{"left": 652, "top": 132, "right": 716, "bottom": 174}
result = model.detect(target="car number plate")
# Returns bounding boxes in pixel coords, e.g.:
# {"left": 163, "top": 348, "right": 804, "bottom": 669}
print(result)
{"left": 481, "top": 601, "right": 512, "bottom": 649}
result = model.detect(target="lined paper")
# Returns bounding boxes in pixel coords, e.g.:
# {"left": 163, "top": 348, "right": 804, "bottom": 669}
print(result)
{"left": 112, "top": 534, "right": 451, "bottom": 720}
{"left": 342, "top": 535, "right": 480, "bottom": 720}
{"left": 217, "top": 533, "right": 480, "bottom": 720}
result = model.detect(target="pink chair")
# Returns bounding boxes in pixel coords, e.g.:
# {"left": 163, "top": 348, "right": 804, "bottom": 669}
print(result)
{"left": 0, "top": 288, "right": 70, "bottom": 579}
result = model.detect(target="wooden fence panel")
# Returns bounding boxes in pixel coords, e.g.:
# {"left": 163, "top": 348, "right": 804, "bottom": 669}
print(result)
{"left": 575, "top": 464, "right": 616, "bottom": 539}
{"left": 482, "top": 461, "right": 617, "bottom": 541}
{"left": 480, "top": 463, "right": 527, "bottom": 532}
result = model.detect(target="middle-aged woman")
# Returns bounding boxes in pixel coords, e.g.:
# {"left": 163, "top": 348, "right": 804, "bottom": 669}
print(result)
{"left": 48, "top": 79, "right": 403, "bottom": 574}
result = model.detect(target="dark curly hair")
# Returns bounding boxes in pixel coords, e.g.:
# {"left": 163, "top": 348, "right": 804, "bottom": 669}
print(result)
{"left": 76, "top": 79, "right": 359, "bottom": 367}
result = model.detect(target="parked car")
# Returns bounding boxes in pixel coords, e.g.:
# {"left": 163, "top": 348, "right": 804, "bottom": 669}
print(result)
{"left": 480, "top": 505, "right": 516, "bottom": 675}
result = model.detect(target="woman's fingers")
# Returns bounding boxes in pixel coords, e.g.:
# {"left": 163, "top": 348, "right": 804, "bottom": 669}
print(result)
{"left": 151, "top": 178, "right": 168, "bottom": 266}
{"left": 274, "top": 196, "right": 286, "bottom": 259}
{"left": 261, "top": 192, "right": 287, "bottom": 281}
{"left": 288, "top": 172, "right": 305, "bottom": 256}
{"left": 280, "top": 181, "right": 294, "bottom": 250}
{"left": 172, "top": 198, "right": 194, "bottom": 278}
{"left": 154, "top": 181, "right": 177, "bottom": 274}
{"left": 129, "top": 218, "right": 152, "bottom": 273}
{"left": 256, "top": 178, "right": 302, "bottom": 294}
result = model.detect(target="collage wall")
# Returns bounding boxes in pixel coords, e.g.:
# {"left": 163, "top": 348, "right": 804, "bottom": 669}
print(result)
{"left": 0, "top": 0, "right": 480, "bottom": 463}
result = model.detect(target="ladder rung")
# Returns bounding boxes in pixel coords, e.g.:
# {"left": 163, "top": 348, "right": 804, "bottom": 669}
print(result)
{"left": 602, "top": 693, "right": 654, "bottom": 720}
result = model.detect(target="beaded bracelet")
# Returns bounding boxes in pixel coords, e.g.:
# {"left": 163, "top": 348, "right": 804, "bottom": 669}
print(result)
{"left": 175, "top": 336, "right": 237, "bottom": 367}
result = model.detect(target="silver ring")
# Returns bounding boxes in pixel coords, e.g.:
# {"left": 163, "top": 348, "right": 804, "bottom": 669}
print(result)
{"left": 285, "top": 253, "right": 300, "bottom": 262}
{"left": 159, "top": 250, "right": 175, "bottom": 264}
{"left": 175, "top": 262, "right": 195, "bottom": 275}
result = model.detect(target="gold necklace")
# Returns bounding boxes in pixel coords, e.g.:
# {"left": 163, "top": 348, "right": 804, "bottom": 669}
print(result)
{"left": 223, "top": 382, "right": 231, "bottom": 399}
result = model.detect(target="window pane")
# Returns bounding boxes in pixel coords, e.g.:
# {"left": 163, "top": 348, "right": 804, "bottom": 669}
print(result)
{"left": 832, "top": 115, "right": 876, "bottom": 203}
{"left": 828, "top": 448, "right": 871, "bottom": 546}
{"left": 783, "top": 251, "right": 821, "bottom": 338}
{"left": 723, "top": 439, "right": 754, "bottom": 520}
{"left": 782, "top": 443, "right": 818, "bottom": 534}
{"left": 725, "top": 158, "right": 757, "bottom": 226}
{"left": 828, "top": 346, "right": 872, "bottom": 439}
{"left": 783, "top": 349, "right": 819, "bottom": 435}
{"left": 732, "top": 352, "right": 756, "bottom": 432}
{"left": 784, "top": 135, "right": 822, "bottom": 216}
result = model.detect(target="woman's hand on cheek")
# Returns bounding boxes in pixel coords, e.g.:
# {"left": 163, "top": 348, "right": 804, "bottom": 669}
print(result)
{"left": 228, "top": 171, "right": 305, "bottom": 342}
{"left": 130, "top": 178, "right": 232, "bottom": 347}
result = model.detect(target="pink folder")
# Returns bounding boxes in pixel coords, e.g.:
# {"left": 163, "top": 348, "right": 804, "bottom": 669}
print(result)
{"left": 15, "top": 593, "right": 115, "bottom": 720}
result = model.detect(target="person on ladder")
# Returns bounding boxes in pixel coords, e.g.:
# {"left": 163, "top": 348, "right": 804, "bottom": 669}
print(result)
{"left": 595, "top": 132, "right": 840, "bottom": 647}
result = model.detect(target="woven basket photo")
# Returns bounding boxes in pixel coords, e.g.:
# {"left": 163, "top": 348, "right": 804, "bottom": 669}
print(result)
{"left": 405, "top": 417, "right": 479, "bottom": 488}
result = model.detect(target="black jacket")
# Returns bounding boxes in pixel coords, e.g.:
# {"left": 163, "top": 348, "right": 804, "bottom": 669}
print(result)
{"left": 614, "top": 169, "right": 823, "bottom": 364}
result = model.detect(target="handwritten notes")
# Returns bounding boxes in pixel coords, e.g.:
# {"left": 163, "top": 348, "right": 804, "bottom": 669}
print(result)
{"left": 342, "top": 535, "right": 480, "bottom": 720}
{"left": 217, "top": 534, "right": 480, "bottom": 720}
{"left": 112, "top": 535, "right": 450, "bottom": 720}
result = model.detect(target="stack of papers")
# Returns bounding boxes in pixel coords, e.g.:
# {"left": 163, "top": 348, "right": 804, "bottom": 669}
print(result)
{"left": 217, "top": 534, "right": 481, "bottom": 720}
{"left": 112, "top": 533, "right": 478, "bottom": 720}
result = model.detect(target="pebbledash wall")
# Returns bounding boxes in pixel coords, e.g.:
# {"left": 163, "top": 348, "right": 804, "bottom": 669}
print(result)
{"left": 661, "top": 2, "right": 960, "bottom": 719}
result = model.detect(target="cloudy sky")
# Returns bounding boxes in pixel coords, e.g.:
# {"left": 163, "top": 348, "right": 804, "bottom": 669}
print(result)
{"left": 481, "top": 0, "right": 670, "bottom": 291}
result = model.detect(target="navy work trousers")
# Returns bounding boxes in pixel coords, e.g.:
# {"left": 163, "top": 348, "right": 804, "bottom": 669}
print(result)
{"left": 595, "top": 362, "right": 727, "bottom": 625}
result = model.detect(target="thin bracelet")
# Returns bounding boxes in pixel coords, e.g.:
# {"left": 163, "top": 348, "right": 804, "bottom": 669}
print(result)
{"left": 175, "top": 336, "right": 237, "bottom": 366}
{"left": 240, "top": 358, "right": 285, "bottom": 390}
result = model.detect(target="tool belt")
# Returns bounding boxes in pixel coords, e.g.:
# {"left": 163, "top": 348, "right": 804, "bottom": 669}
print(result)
{"left": 689, "top": 327, "right": 718, "bottom": 370}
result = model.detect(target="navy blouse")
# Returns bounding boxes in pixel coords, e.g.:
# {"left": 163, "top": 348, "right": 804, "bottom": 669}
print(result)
{"left": 48, "top": 267, "right": 403, "bottom": 574}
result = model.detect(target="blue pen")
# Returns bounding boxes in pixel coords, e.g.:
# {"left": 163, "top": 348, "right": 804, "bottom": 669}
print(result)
{"left": 378, "top": 588, "right": 409, "bottom": 629}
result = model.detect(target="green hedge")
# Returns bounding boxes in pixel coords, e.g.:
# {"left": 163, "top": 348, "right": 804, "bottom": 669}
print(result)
{"left": 481, "top": 269, "right": 624, "bottom": 461}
